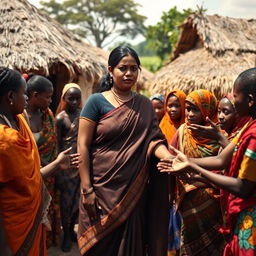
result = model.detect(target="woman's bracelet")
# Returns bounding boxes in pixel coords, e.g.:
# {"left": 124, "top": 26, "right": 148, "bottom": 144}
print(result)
{"left": 81, "top": 187, "right": 94, "bottom": 196}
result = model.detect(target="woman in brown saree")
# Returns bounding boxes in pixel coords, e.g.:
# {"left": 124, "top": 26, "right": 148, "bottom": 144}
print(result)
{"left": 77, "top": 46, "right": 173, "bottom": 256}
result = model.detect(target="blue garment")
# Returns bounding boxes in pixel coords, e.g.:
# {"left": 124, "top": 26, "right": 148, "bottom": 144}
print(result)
{"left": 80, "top": 93, "right": 115, "bottom": 123}
{"left": 168, "top": 205, "right": 182, "bottom": 251}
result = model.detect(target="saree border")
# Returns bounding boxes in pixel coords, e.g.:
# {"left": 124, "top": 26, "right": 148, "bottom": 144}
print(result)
{"left": 78, "top": 162, "right": 149, "bottom": 255}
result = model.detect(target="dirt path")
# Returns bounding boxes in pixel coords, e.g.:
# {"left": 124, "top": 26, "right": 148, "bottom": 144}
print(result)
{"left": 47, "top": 243, "right": 80, "bottom": 256}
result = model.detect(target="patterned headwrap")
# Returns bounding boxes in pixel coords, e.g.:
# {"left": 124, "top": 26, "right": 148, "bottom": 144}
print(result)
{"left": 185, "top": 89, "right": 218, "bottom": 123}
{"left": 149, "top": 94, "right": 165, "bottom": 104}
{"left": 181, "top": 89, "right": 219, "bottom": 158}
{"left": 159, "top": 90, "right": 186, "bottom": 144}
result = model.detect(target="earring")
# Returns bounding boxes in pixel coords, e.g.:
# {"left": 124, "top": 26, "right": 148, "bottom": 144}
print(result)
{"left": 10, "top": 101, "right": 13, "bottom": 105}
{"left": 109, "top": 76, "right": 113, "bottom": 85}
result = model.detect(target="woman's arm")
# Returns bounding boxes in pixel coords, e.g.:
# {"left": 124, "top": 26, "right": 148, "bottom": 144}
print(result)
{"left": 40, "top": 147, "right": 80, "bottom": 178}
{"left": 153, "top": 143, "right": 174, "bottom": 160}
{"left": 77, "top": 118, "right": 98, "bottom": 220}
{"left": 190, "top": 141, "right": 235, "bottom": 170}
{"left": 189, "top": 161, "right": 256, "bottom": 198}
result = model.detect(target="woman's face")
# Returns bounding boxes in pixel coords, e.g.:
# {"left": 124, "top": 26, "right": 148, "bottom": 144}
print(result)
{"left": 218, "top": 98, "right": 236, "bottom": 132}
{"left": 12, "top": 78, "right": 27, "bottom": 115}
{"left": 166, "top": 95, "right": 182, "bottom": 121}
{"left": 233, "top": 83, "right": 250, "bottom": 117}
{"left": 35, "top": 87, "right": 53, "bottom": 110}
{"left": 151, "top": 99, "right": 164, "bottom": 121}
{"left": 109, "top": 54, "right": 139, "bottom": 91}
{"left": 64, "top": 88, "right": 81, "bottom": 112}
{"left": 185, "top": 101, "right": 203, "bottom": 125}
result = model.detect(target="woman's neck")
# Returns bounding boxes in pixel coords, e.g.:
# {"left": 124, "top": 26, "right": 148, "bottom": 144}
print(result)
{"left": 26, "top": 104, "right": 41, "bottom": 115}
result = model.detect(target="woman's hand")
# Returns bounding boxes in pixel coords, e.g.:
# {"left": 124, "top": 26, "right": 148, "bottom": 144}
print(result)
{"left": 158, "top": 145, "right": 191, "bottom": 174}
{"left": 188, "top": 117, "right": 220, "bottom": 140}
{"left": 57, "top": 147, "right": 81, "bottom": 170}
{"left": 81, "top": 190, "right": 98, "bottom": 221}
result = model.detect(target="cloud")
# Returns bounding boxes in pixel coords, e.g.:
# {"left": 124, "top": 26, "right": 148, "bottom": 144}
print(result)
{"left": 220, "top": 0, "right": 256, "bottom": 18}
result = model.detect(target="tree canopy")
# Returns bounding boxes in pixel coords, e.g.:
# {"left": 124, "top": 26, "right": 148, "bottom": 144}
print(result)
{"left": 146, "top": 7, "right": 193, "bottom": 62}
{"left": 40, "top": 0, "right": 146, "bottom": 48}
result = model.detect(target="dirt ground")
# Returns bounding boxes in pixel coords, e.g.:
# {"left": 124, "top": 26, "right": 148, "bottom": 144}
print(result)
{"left": 47, "top": 243, "right": 80, "bottom": 256}
{"left": 47, "top": 225, "right": 80, "bottom": 256}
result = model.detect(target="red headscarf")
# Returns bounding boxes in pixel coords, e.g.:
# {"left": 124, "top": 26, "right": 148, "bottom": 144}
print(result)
{"left": 224, "top": 93, "right": 252, "bottom": 140}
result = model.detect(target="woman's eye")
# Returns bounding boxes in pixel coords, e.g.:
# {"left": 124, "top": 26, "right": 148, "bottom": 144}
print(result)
{"left": 131, "top": 66, "right": 138, "bottom": 72}
{"left": 119, "top": 67, "right": 127, "bottom": 72}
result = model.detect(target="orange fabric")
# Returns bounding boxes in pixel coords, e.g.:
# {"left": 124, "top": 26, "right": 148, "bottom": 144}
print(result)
{"left": 159, "top": 90, "right": 186, "bottom": 144}
{"left": 183, "top": 89, "right": 219, "bottom": 156}
{"left": 56, "top": 83, "right": 82, "bottom": 115}
{"left": 0, "top": 114, "right": 46, "bottom": 255}
{"left": 186, "top": 89, "right": 218, "bottom": 122}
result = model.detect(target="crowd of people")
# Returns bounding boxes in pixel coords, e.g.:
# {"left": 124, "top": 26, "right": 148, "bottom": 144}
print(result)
{"left": 0, "top": 45, "right": 256, "bottom": 256}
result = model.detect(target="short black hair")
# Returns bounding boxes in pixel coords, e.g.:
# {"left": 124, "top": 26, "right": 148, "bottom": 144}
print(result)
{"left": 235, "top": 68, "right": 256, "bottom": 95}
{"left": 26, "top": 74, "right": 53, "bottom": 97}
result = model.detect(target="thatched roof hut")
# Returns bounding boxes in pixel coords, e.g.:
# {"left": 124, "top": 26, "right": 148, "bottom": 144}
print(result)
{"left": 0, "top": 0, "right": 108, "bottom": 111}
{"left": 150, "top": 13, "right": 256, "bottom": 98}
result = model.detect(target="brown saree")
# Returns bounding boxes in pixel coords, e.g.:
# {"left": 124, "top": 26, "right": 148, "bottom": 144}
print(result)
{"left": 78, "top": 94, "right": 169, "bottom": 256}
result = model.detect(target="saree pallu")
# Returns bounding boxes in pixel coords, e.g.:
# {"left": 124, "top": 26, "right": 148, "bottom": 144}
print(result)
{"left": 36, "top": 108, "right": 61, "bottom": 247}
{"left": 172, "top": 124, "right": 224, "bottom": 255}
{"left": 220, "top": 120, "right": 256, "bottom": 256}
{"left": 0, "top": 115, "right": 46, "bottom": 255}
{"left": 78, "top": 94, "right": 169, "bottom": 256}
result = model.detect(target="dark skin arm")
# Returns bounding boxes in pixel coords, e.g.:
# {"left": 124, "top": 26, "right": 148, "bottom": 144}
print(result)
{"left": 188, "top": 117, "right": 230, "bottom": 149}
{"left": 160, "top": 145, "right": 256, "bottom": 198}
{"left": 77, "top": 119, "right": 98, "bottom": 221}
{"left": 40, "top": 147, "right": 80, "bottom": 179}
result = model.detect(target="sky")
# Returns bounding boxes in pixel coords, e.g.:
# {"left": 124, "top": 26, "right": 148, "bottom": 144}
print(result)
{"left": 28, "top": 0, "right": 256, "bottom": 46}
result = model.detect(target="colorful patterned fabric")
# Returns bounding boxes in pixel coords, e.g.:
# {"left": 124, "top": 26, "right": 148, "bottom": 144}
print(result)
{"left": 171, "top": 89, "right": 224, "bottom": 255}
{"left": 186, "top": 89, "right": 218, "bottom": 122}
{"left": 159, "top": 90, "right": 186, "bottom": 145}
{"left": 226, "top": 206, "right": 256, "bottom": 255}
{"left": 36, "top": 108, "right": 61, "bottom": 247}
{"left": 220, "top": 120, "right": 256, "bottom": 255}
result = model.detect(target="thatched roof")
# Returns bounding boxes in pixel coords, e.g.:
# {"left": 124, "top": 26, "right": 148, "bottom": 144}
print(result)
{"left": 0, "top": 0, "right": 107, "bottom": 103}
{"left": 150, "top": 13, "right": 256, "bottom": 98}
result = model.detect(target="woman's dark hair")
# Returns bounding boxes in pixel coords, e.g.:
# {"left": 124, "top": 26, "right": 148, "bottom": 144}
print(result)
{"left": 0, "top": 67, "right": 23, "bottom": 96}
{"left": 235, "top": 68, "right": 256, "bottom": 95}
{"left": 98, "top": 46, "right": 141, "bottom": 92}
{"left": 26, "top": 74, "right": 53, "bottom": 97}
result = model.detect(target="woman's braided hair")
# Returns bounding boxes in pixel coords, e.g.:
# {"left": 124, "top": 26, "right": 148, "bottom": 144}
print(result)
{"left": 0, "top": 67, "right": 22, "bottom": 96}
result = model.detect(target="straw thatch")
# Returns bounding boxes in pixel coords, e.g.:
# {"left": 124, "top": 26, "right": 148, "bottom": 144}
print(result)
{"left": 150, "top": 13, "right": 256, "bottom": 98}
{"left": 0, "top": 0, "right": 108, "bottom": 110}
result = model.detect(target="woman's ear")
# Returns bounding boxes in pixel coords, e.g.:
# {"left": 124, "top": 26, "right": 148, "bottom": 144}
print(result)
{"left": 108, "top": 66, "right": 113, "bottom": 76}
{"left": 248, "top": 93, "right": 255, "bottom": 107}
{"left": 7, "top": 91, "right": 14, "bottom": 105}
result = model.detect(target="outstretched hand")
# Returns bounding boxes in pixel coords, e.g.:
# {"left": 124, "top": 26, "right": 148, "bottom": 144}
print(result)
{"left": 57, "top": 147, "right": 81, "bottom": 170}
{"left": 157, "top": 145, "right": 191, "bottom": 174}
{"left": 188, "top": 117, "right": 220, "bottom": 140}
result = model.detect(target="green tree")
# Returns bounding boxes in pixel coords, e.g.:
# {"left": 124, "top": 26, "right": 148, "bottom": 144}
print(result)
{"left": 40, "top": 0, "right": 146, "bottom": 48}
{"left": 146, "top": 7, "right": 193, "bottom": 62}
